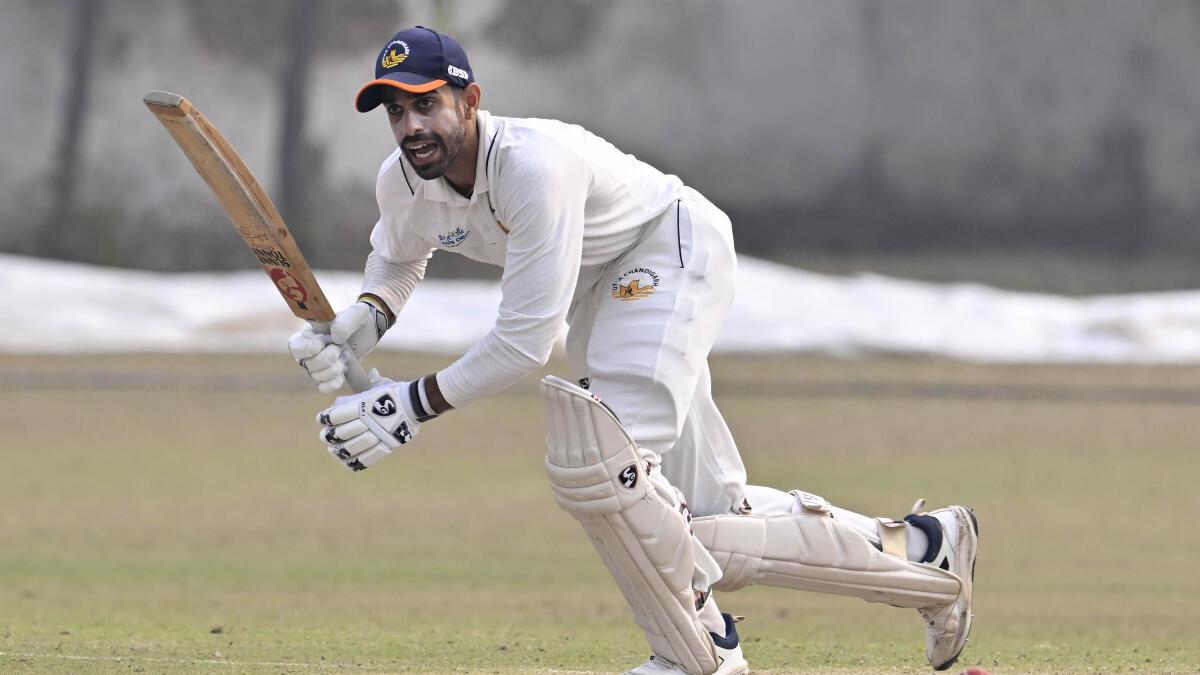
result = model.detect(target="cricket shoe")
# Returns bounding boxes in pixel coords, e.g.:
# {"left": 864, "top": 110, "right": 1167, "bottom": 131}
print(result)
{"left": 904, "top": 500, "right": 979, "bottom": 671}
{"left": 624, "top": 613, "right": 749, "bottom": 675}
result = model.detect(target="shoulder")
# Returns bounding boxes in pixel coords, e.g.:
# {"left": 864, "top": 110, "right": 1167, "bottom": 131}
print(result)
{"left": 490, "top": 116, "right": 589, "bottom": 185}
{"left": 495, "top": 116, "right": 591, "bottom": 165}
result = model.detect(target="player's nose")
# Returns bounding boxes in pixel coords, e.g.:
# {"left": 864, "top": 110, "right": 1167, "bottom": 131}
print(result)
{"left": 400, "top": 111, "right": 424, "bottom": 137}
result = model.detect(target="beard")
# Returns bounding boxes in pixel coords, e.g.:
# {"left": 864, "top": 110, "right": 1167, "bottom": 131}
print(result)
{"left": 402, "top": 120, "right": 468, "bottom": 180}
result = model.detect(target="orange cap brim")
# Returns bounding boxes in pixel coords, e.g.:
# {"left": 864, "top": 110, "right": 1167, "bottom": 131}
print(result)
{"left": 355, "top": 78, "right": 448, "bottom": 111}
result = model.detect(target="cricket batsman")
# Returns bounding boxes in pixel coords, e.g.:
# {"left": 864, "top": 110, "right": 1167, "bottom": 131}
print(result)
{"left": 290, "top": 26, "right": 979, "bottom": 675}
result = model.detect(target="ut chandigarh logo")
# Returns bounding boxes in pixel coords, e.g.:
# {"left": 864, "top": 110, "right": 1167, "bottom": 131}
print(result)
{"left": 381, "top": 40, "right": 409, "bottom": 69}
{"left": 612, "top": 266, "right": 660, "bottom": 301}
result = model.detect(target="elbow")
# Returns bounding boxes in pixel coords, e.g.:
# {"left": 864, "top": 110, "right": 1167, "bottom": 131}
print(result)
{"left": 491, "top": 312, "right": 564, "bottom": 371}
{"left": 517, "top": 341, "right": 554, "bottom": 370}
{"left": 494, "top": 333, "right": 555, "bottom": 371}
{"left": 531, "top": 344, "right": 554, "bottom": 368}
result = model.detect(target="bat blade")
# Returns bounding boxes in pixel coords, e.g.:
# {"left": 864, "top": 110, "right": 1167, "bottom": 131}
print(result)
{"left": 144, "top": 90, "right": 370, "bottom": 392}
{"left": 143, "top": 90, "right": 333, "bottom": 321}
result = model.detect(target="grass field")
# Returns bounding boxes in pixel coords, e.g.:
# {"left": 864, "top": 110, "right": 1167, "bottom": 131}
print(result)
{"left": 1, "top": 353, "right": 1198, "bottom": 674}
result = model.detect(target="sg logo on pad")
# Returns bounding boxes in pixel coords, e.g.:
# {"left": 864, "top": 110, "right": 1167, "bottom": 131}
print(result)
{"left": 618, "top": 463, "right": 639, "bottom": 491}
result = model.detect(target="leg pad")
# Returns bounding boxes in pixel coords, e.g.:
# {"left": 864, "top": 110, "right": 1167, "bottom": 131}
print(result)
{"left": 691, "top": 512, "right": 960, "bottom": 608}
{"left": 542, "top": 376, "right": 719, "bottom": 675}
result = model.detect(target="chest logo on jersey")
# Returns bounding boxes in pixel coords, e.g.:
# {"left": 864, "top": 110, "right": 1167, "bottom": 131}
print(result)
{"left": 611, "top": 267, "right": 660, "bottom": 301}
{"left": 437, "top": 227, "right": 470, "bottom": 248}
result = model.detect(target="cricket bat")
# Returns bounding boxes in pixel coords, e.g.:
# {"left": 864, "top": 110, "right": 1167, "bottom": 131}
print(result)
{"left": 143, "top": 90, "right": 371, "bottom": 393}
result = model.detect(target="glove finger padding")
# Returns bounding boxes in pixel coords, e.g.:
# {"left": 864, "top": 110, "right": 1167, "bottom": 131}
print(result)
{"left": 293, "top": 335, "right": 348, "bottom": 393}
{"left": 318, "top": 399, "right": 364, "bottom": 426}
{"left": 320, "top": 419, "right": 369, "bottom": 443}
{"left": 313, "top": 344, "right": 349, "bottom": 393}
{"left": 306, "top": 344, "right": 343, "bottom": 370}
{"left": 334, "top": 432, "right": 378, "bottom": 457}
{"left": 330, "top": 441, "right": 390, "bottom": 472}
{"left": 288, "top": 326, "right": 328, "bottom": 361}
{"left": 353, "top": 444, "right": 393, "bottom": 469}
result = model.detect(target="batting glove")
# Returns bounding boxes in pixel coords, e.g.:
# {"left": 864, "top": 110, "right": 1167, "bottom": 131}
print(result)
{"left": 289, "top": 297, "right": 391, "bottom": 393}
{"left": 316, "top": 378, "right": 439, "bottom": 471}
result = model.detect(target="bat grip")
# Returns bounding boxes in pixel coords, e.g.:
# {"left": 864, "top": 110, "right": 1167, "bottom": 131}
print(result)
{"left": 308, "top": 320, "right": 373, "bottom": 393}
{"left": 341, "top": 351, "right": 372, "bottom": 393}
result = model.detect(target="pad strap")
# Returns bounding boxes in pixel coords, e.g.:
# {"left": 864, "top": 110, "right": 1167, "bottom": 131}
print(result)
{"left": 876, "top": 518, "right": 908, "bottom": 559}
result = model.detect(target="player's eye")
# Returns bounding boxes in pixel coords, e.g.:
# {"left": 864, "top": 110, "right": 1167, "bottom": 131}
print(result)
{"left": 385, "top": 103, "right": 402, "bottom": 115}
{"left": 416, "top": 97, "right": 435, "bottom": 111}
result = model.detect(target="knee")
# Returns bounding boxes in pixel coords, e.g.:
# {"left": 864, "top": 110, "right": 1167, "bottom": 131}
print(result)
{"left": 591, "top": 373, "right": 689, "bottom": 454}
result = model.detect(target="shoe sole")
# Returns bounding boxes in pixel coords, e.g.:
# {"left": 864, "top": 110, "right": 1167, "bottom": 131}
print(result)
{"left": 932, "top": 507, "right": 978, "bottom": 671}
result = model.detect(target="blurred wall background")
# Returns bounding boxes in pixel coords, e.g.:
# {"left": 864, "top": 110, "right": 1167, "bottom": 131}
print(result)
{"left": 2, "top": 0, "right": 1199, "bottom": 292}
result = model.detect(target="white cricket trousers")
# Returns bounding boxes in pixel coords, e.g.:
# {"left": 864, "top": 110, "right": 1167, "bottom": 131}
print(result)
{"left": 565, "top": 187, "right": 748, "bottom": 518}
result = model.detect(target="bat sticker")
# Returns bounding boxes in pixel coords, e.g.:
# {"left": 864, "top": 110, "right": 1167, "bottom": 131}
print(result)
{"left": 252, "top": 246, "right": 291, "bottom": 267}
{"left": 269, "top": 268, "right": 309, "bottom": 309}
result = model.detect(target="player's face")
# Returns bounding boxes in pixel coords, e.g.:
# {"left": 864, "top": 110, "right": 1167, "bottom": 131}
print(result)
{"left": 382, "top": 87, "right": 468, "bottom": 180}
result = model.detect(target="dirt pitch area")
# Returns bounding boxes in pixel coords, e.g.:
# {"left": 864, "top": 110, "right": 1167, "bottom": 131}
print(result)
{"left": 1, "top": 353, "right": 1197, "bottom": 674}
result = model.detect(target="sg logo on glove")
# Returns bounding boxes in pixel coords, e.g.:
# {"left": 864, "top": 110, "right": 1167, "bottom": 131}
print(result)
{"left": 372, "top": 394, "right": 397, "bottom": 416}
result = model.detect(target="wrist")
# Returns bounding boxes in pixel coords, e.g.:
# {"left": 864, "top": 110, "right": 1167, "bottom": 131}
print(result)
{"left": 357, "top": 293, "right": 395, "bottom": 329}
{"left": 405, "top": 374, "right": 454, "bottom": 422}
{"left": 405, "top": 377, "right": 438, "bottom": 422}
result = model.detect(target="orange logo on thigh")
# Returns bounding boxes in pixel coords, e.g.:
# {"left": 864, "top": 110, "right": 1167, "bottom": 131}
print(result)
{"left": 612, "top": 267, "right": 660, "bottom": 301}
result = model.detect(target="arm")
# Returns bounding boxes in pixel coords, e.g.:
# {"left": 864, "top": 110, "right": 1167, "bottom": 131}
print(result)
{"left": 429, "top": 145, "right": 588, "bottom": 409}
{"left": 345, "top": 250, "right": 428, "bottom": 351}
{"left": 359, "top": 215, "right": 433, "bottom": 317}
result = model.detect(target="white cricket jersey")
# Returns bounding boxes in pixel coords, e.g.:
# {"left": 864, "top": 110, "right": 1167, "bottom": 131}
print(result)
{"left": 365, "top": 110, "right": 685, "bottom": 407}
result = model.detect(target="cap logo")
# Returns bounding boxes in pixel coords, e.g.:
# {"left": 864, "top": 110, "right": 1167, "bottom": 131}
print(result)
{"left": 447, "top": 64, "right": 469, "bottom": 80}
{"left": 381, "top": 40, "right": 409, "bottom": 69}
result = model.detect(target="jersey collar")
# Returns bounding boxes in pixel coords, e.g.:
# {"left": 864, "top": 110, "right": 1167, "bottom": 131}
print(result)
{"left": 419, "top": 110, "right": 495, "bottom": 206}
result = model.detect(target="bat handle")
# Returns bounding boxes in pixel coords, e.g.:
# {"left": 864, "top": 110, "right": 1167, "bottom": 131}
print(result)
{"left": 341, "top": 351, "right": 372, "bottom": 393}
{"left": 308, "top": 320, "right": 373, "bottom": 393}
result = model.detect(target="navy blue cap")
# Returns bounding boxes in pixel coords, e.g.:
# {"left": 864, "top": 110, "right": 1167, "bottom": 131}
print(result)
{"left": 355, "top": 26, "right": 474, "bottom": 113}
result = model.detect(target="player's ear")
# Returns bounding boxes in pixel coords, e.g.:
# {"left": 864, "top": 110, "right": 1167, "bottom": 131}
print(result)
{"left": 461, "top": 83, "right": 482, "bottom": 117}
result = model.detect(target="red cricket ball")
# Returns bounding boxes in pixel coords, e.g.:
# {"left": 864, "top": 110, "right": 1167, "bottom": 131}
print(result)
{"left": 960, "top": 668, "right": 990, "bottom": 675}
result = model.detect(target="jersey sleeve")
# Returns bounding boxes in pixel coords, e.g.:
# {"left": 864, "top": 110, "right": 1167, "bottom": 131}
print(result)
{"left": 436, "top": 141, "right": 587, "bottom": 408}
{"left": 360, "top": 249, "right": 427, "bottom": 317}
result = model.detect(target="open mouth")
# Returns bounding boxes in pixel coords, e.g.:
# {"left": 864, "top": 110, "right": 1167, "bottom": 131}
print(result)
{"left": 405, "top": 140, "right": 439, "bottom": 163}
